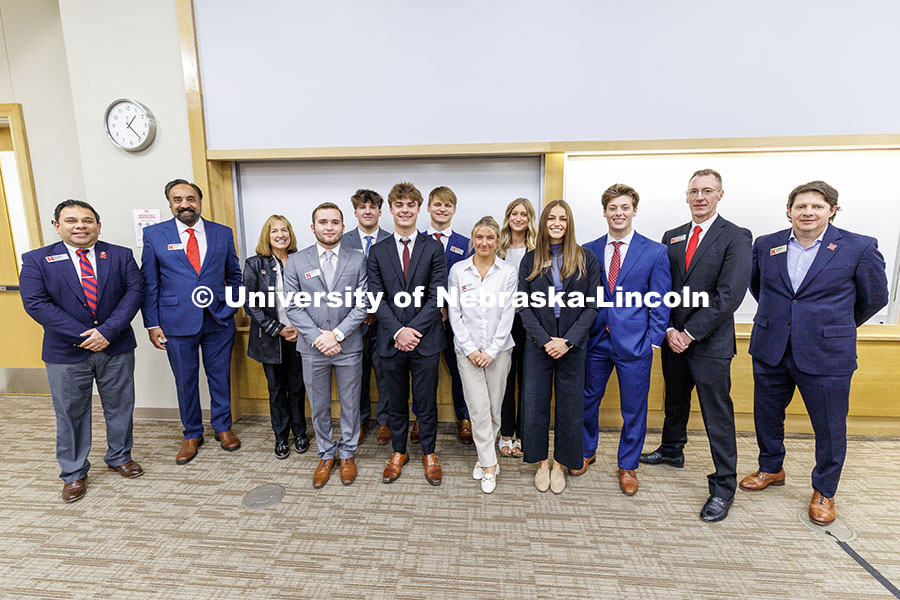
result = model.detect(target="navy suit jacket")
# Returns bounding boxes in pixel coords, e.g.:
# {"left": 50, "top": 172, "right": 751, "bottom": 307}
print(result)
{"left": 748, "top": 225, "right": 888, "bottom": 376}
{"left": 584, "top": 232, "right": 671, "bottom": 359}
{"left": 367, "top": 233, "right": 446, "bottom": 357}
{"left": 20, "top": 241, "right": 143, "bottom": 363}
{"left": 140, "top": 218, "right": 242, "bottom": 336}
{"left": 442, "top": 231, "right": 471, "bottom": 279}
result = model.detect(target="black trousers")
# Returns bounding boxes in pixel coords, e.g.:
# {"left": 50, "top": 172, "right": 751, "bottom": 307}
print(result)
{"left": 660, "top": 346, "right": 737, "bottom": 499}
{"left": 520, "top": 341, "right": 585, "bottom": 470}
{"left": 500, "top": 314, "right": 525, "bottom": 438}
{"left": 359, "top": 323, "right": 389, "bottom": 425}
{"left": 262, "top": 337, "right": 307, "bottom": 442}
{"left": 380, "top": 350, "right": 440, "bottom": 455}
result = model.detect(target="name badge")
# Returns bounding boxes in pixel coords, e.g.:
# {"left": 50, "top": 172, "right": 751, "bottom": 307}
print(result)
{"left": 304, "top": 269, "right": 321, "bottom": 279}
{"left": 770, "top": 245, "right": 787, "bottom": 256}
{"left": 460, "top": 282, "right": 479, "bottom": 292}
{"left": 45, "top": 254, "right": 70, "bottom": 263}
{"left": 669, "top": 234, "right": 686, "bottom": 244}
{"left": 167, "top": 243, "right": 184, "bottom": 251}
{"left": 450, "top": 245, "right": 465, "bottom": 255}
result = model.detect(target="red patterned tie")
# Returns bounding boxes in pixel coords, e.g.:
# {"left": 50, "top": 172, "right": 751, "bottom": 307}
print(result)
{"left": 76, "top": 249, "right": 97, "bottom": 314}
{"left": 186, "top": 228, "right": 201, "bottom": 274}
{"left": 401, "top": 237, "right": 411, "bottom": 283}
{"left": 607, "top": 241, "right": 622, "bottom": 293}
{"left": 433, "top": 232, "right": 443, "bottom": 242}
{"left": 684, "top": 225, "right": 702, "bottom": 271}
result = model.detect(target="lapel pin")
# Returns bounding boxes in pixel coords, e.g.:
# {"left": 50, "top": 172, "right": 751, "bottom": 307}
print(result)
{"left": 99, "top": 251, "right": 107, "bottom": 259}
{"left": 261, "top": 269, "right": 266, "bottom": 274}
{"left": 827, "top": 243, "right": 837, "bottom": 251}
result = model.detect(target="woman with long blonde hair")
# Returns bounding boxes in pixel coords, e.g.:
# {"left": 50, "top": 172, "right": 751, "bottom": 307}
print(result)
{"left": 518, "top": 200, "right": 600, "bottom": 494}
{"left": 496, "top": 198, "right": 537, "bottom": 458}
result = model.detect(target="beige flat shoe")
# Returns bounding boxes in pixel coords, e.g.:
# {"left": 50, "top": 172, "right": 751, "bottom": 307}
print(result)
{"left": 535, "top": 466, "right": 551, "bottom": 492}
{"left": 550, "top": 466, "right": 566, "bottom": 494}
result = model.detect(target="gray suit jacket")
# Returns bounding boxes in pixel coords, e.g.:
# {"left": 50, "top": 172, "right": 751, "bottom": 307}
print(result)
{"left": 283, "top": 244, "right": 369, "bottom": 357}
{"left": 342, "top": 227, "right": 392, "bottom": 254}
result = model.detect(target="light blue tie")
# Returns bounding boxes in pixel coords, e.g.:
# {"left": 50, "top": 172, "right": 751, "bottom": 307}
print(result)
{"left": 364, "top": 235, "right": 373, "bottom": 257}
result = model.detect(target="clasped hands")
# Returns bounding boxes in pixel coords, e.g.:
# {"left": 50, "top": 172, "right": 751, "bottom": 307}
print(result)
{"left": 79, "top": 328, "right": 109, "bottom": 352}
{"left": 543, "top": 337, "right": 569, "bottom": 359}
{"left": 466, "top": 350, "right": 494, "bottom": 369}
{"left": 666, "top": 329, "right": 693, "bottom": 353}
{"left": 313, "top": 328, "right": 341, "bottom": 356}
{"left": 394, "top": 327, "right": 422, "bottom": 352}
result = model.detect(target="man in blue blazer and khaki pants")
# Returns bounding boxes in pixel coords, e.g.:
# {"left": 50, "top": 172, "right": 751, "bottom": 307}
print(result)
{"left": 739, "top": 181, "right": 888, "bottom": 525}
{"left": 20, "top": 200, "right": 144, "bottom": 502}
{"left": 141, "top": 179, "right": 243, "bottom": 465}
{"left": 578, "top": 184, "right": 671, "bottom": 496}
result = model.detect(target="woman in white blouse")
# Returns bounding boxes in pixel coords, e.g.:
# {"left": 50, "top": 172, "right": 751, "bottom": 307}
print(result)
{"left": 448, "top": 216, "right": 518, "bottom": 493}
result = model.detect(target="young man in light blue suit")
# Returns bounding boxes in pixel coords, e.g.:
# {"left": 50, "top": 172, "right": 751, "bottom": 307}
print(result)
{"left": 285, "top": 202, "right": 369, "bottom": 488}
{"left": 577, "top": 184, "right": 671, "bottom": 496}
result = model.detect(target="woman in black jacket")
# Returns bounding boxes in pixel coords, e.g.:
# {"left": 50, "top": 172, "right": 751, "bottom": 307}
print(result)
{"left": 243, "top": 215, "right": 309, "bottom": 458}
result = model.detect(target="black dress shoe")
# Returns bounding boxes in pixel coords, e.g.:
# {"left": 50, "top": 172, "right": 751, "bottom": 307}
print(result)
{"left": 700, "top": 495, "right": 734, "bottom": 522}
{"left": 275, "top": 440, "right": 290, "bottom": 459}
{"left": 294, "top": 435, "right": 310, "bottom": 454}
{"left": 639, "top": 449, "right": 685, "bottom": 468}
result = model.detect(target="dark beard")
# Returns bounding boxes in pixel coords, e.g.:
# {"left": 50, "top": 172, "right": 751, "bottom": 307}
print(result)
{"left": 176, "top": 209, "right": 199, "bottom": 226}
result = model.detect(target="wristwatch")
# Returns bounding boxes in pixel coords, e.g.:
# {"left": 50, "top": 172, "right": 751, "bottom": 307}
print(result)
{"left": 564, "top": 339, "right": 574, "bottom": 349}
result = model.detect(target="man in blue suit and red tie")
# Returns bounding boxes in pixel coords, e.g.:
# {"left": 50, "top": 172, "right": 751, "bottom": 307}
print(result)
{"left": 141, "top": 179, "right": 243, "bottom": 465}
{"left": 739, "top": 181, "right": 888, "bottom": 525}
{"left": 576, "top": 184, "right": 671, "bottom": 495}
{"left": 20, "top": 200, "right": 144, "bottom": 502}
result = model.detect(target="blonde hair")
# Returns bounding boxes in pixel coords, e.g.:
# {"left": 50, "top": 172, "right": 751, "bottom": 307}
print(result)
{"left": 468, "top": 216, "right": 501, "bottom": 256}
{"left": 498, "top": 198, "right": 537, "bottom": 258}
{"left": 255, "top": 215, "right": 298, "bottom": 257}
{"left": 526, "top": 199, "right": 585, "bottom": 281}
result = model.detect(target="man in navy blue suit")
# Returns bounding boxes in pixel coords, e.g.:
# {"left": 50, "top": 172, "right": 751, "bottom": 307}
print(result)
{"left": 141, "top": 179, "right": 243, "bottom": 465}
{"left": 341, "top": 189, "right": 393, "bottom": 444}
{"left": 739, "top": 181, "right": 888, "bottom": 525}
{"left": 20, "top": 200, "right": 144, "bottom": 502}
{"left": 424, "top": 185, "right": 473, "bottom": 444}
{"left": 577, "top": 184, "right": 670, "bottom": 496}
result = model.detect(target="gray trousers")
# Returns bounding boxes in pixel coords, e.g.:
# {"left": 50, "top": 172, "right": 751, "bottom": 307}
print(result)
{"left": 301, "top": 351, "right": 361, "bottom": 460}
{"left": 46, "top": 351, "right": 135, "bottom": 483}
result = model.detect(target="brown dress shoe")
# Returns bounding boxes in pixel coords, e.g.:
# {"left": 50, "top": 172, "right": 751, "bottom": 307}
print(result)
{"left": 340, "top": 457, "right": 357, "bottom": 485}
{"left": 108, "top": 460, "right": 144, "bottom": 478}
{"left": 375, "top": 424, "right": 392, "bottom": 445}
{"left": 739, "top": 468, "right": 786, "bottom": 491}
{"left": 383, "top": 452, "right": 409, "bottom": 483}
{"left": 809, "top": 490, "right": 836, "bottom": 525}
{"left": 214, "top": 429, "right": 241, "bottom": 451}
{"left": 409, "top": 420, "right": 420, "bottom": 444}
{"left": 619, "top": 468, "right": 638, "bottom": 496}
{"left": 313, "top": 459, "right": 335, "bottom": 489}
{"left": 176, "top": 436, "right": 204, "bottom": 465}
{"left": 569, "top": 454, "right": 596, "bottom": 476}
{"left": 62, "top": 478, "right": 87, "bottom": 503}
{"left": 458, "top": 419, "right": 474, "bottom": 444}
{"left": 358, "top": 425, "right": 366, "bottom": 446}
{"left": 423, "top": 453, "right": 442, "bottom": 486}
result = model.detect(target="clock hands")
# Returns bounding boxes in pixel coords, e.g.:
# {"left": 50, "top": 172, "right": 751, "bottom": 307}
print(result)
{"left": 125, "top": 117, "right": 143, "bottom": 142}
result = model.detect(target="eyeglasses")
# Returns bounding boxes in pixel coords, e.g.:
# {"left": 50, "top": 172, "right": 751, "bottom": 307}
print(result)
{"left": 686, "top": 188, "right": 722, "bottom": 198}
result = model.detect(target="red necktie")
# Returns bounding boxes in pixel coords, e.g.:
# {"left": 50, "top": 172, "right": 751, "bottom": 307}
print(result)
{"left": 684, "top": 225, "right": 702, "bottom": 271}
{"left": 401, "top": 237, "right": 411, "bottom": 283}
{"left": 433, "top": 232, "right": 443, "bottom": 242}
{"left": 186, "top": 228, "right": 201, "bottom": 274}
{"left": 76, "top": 249, "right": 97, "bottom": 314}
{"left": 608, "top": 241, "right": 622, "bottom": 293}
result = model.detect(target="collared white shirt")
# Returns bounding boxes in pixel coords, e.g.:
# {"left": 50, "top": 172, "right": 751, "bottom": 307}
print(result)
{"left": 358, "top": 228, "right": 378, "bottom": 253}
{"left": 313, "top": 243, "right": 344, "bottom": 341}
{"left": 686, "top": 213, "right": 719, "bottom": 253}
{"left": 393, "top": 231, "right": 416, "bottom": 264}
{"left": 175, "top": 217, "right": 207, "bottom": 267}
{"left": 504, "top": 247, "right": 527, "bottom": 273}
{"left": 604, "top": 229, "right": 636, "bottom": 275}
{"left": 426, "top": 226, "right": 452, "bottom": 251}
{"left": 63, "top": 242, "right": 96, "bottom": 282}
{"left": 448, "top": 256, "right": 518, "bottom": 358}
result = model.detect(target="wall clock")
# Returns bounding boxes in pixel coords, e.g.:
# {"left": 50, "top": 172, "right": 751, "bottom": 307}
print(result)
{"left": 104, "top": 98, "right": 157, "bottom": 152}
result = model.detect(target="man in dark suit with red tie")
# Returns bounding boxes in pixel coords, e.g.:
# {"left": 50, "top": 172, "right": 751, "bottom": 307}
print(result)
{"left": 739, "top": 181, "right": 888, "bottom": 525}
{"left": 20, "top": 200, "right": 144, "bottom": 502}
{"left": 141, "top": 179, "right": 243, "bottom": 465}
{"left": 640, "top": 169, "right": 752, "bottom": 522}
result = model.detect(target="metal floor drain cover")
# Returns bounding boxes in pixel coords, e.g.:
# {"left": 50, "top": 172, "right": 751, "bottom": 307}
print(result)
{"left": 242, "top": 484, "right": 286, "bottom": 510}
{"left": 797, "top": 510, "right": 856, "bottom": 541}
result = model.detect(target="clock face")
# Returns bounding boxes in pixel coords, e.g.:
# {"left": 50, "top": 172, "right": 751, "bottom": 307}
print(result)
{"left": 104, "top": 99, "right": 157, "bottom": 152}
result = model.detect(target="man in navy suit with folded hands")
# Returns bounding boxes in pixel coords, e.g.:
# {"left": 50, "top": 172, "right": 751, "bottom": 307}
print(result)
{"left": 739, "top": 181, "right": 888, "bottom": 525}
{"left": 20, "top": 200, "right": 144, "bottom": 503}
{"left": 141, "top": 179, "right": 243, "bottom": 465}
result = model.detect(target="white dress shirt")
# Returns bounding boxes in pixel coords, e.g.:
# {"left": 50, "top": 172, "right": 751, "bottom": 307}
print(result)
{"left": 686, "top": 213, "right": 719, "bottom": 253}
{"left": 448, "top": 257, "right": 518, "bottom": 358}
{"left": 393, "top": 231, "right": 416, "bottom": 264}
{"left": 63, "top": 242, "right": 96, "bottom": 282}
{"left": 315, "top": 243, "right": 344, "bottom": 341}
{"left": 175, "top": 217, "right": 207, "bottom": 267}
{"left": 426, "top": 226, "right": 452, "bottom": 251}
{"left": 604, "top": 229, "right": 636, "bottom": 276}
{"left": 358, "top": 228, "right": 378, "bottom": 252}
{"left": 504, "top": 247, "right": 527, "bottom": 273}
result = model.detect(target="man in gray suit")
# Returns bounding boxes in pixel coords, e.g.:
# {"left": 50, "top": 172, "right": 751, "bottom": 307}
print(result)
{"left": 285, "top": 202, "right": 369, "bottom": 488}
{"left": 341, "top": 189, "right": 393, "bottom": 444}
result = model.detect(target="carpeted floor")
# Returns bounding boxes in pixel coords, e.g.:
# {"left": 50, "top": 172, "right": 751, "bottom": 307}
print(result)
{"left": 1, "top": 394, "right": 898, "bottom": 599}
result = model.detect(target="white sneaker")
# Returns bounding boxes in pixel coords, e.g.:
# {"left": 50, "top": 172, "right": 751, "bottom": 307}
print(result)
{"left": 472, "top": 460, "right": 484, "bottom": 480}
{"left": 481, "top": 464, "right": 499, "bottom": 494}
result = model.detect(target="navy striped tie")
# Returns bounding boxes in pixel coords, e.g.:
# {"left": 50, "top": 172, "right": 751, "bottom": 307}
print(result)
{"left": 76, "top": 248, "right": 97, "bottom": 314}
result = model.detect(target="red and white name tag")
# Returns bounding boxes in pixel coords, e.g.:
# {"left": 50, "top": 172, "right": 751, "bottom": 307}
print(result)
{"left": 304, "top": 269, "right": 321, "bottom": 279}
{"left": 167, "top": 243, "right": 184, "bottom": 251}
{"left": 45, "top": 254, "right": 70, "bottom": 263}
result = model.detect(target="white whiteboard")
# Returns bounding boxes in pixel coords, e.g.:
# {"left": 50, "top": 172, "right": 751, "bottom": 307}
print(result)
{"left": 565, "top": 150, "right": 900, "bottom": 323}
{"left": 193, "top": 0, "right": 900, "bottom": 150}
{"left": 236, "top": 156, "right": 543, "bottom": 258}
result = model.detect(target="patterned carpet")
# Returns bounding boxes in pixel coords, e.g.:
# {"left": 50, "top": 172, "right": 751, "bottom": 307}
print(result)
{"left": 1, "top": 394, "right": 898, "bottom": 599}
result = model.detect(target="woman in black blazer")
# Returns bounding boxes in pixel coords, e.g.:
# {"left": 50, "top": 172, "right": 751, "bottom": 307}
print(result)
{"left": 518, "top": 200, "right": 600, "bottom": 494}
{"left": 243, "top": 215, "right": 309, "bottom": 459}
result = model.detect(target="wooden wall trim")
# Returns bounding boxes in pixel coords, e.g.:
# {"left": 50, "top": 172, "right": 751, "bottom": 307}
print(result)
{"left": 0, "top": 104, "right": 42, "bottom": 250}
